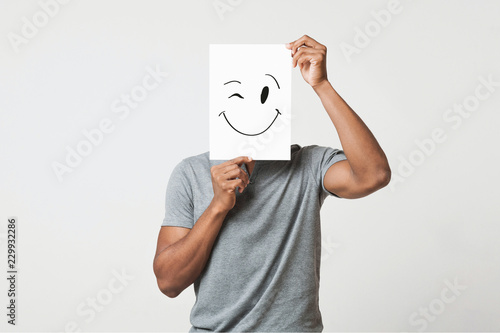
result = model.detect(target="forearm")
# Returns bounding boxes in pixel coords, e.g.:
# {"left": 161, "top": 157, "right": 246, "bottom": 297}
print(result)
{"left": 153, "top": 201, "right": 228, "bottom": 297}
{"left": 313, "top": 80, "right": 390, "bottom": 181}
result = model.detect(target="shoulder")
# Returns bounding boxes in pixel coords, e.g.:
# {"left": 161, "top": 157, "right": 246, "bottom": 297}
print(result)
{"left": 291, "top": 144, "right": 342, "bottom": 161}
{"left": 170, "top": 151, "right": 210, "bottom": 181}
{"left": 177, "top": 151, "right": 210, "bottom": 168}
{"left": 179, "top": 151, "right": 210, "bottom": 167}
{"left": 291, "top": 144, "right": 346, "bottom": 181}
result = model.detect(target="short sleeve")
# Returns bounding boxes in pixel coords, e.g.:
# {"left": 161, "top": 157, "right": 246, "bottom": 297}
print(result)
{"left": 161, "top": 159, "right": 194, "bottom": 229}
{"left": 305, "top": 145, "right": 347, "bottom": 199}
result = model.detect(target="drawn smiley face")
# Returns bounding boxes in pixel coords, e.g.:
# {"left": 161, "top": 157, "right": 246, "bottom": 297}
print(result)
{"left": 218, "top": 74, "right": 282, "bottom": 136}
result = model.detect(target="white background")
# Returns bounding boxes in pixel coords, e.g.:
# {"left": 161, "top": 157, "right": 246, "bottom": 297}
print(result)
{"left": 1, "top": 0, "right": 499, "bottom": 332}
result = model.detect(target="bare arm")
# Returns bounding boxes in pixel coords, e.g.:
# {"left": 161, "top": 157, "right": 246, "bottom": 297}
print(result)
{"left": 153, "top": 156, "right": 252, "bottom": 298}
{"left": 315, "top": 80, "right": 390, "bottom": 198}
{"left": 287, "top": 35, "right": 391, "bottom": 198}
{"left": 153, "top": 203, "right": 228, "bottom": 298}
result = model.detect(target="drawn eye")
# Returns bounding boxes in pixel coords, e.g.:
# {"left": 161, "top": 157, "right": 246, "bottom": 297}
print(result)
{"left": 261, "top": 86, "right": 269, "bottom": 104}
{"left": 229, "top": 93, "right": 244, "bottom": 99}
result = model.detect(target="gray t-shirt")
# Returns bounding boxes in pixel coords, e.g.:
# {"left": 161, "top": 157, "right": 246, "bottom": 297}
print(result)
{"left": 162, "top": 144, "right": 346, "bottom": 332}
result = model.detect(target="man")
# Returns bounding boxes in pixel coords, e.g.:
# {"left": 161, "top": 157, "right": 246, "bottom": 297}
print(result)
{"left": 153, "top": 35, "right": 391, "bottom": 332}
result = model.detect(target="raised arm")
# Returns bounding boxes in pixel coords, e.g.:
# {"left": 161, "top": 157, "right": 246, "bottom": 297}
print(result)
{"left": 287, "top": 35, "right": 391, "bottom": 198}
{"left": 153, "top": 156, "right": 251, "bottom": 297}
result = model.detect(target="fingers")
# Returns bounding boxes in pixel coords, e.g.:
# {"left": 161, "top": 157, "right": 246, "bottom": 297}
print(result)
{"left": 291, "top": 46, "right": 325, "bottom": 68}
{"left": 225, "top": 179, "right": 247, "bottom": 194}
{"left": 212, "top": 164, "right": 248, "bottom": 181}
{"left": 292, "top": 47, "right": 312, "bottom": 68}
{"left": 223, "top": 166, "right": 249, "bottom": 185}
{"left": 220, "top": 155, "right": 253, "bottom": 168}
{"left": 219, "top": 163, "right": 239, "bottom": 175}
{"left": 286, "top": 35, "right": 325, "bottom": 55}
{"left": 210, "top": 156, "right": 251, "bottom": 189}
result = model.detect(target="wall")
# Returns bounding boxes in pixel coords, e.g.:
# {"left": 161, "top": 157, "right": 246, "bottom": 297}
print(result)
{"left": 1, "top": 0, "right": 499, "bottom": 331}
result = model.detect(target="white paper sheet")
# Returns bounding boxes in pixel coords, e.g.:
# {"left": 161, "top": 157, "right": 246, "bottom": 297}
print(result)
{"left": 209, "top": 44, "right": 291, "bottom": 160}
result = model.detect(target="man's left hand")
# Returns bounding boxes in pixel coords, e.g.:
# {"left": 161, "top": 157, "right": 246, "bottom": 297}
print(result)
{"left": 286, "top": 35, "right": 328, "bottom": 89}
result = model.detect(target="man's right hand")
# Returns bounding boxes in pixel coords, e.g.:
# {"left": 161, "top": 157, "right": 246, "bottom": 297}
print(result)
{"left": 210, "top": 156, "right": 252, "bottom": 212}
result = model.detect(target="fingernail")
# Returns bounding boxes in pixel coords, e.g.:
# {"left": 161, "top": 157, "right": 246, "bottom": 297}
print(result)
{"left": 248, "top": 156, "right": 252, "bottom": 161}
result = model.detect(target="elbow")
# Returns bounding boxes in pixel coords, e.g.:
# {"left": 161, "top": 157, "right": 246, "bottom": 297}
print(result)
{"left": 153, "top": 259, "right": 183, "bottom": 298}
{"left": 163, "top": 287, "right": 182, "bottom": 299}
{"left": 375, "top": 165, "right": 391, "bottom": 189}
{"left": 165, "top": 290, "right": 180, "bottom": 298}
{"left": 156, "top": 278, "right": 183, "bottom": 298}
{"left": 360, "top": 166, "right": 391, "bottom": 195}
{"left": 342, "top": 164, "right": 391, "bottom": 199}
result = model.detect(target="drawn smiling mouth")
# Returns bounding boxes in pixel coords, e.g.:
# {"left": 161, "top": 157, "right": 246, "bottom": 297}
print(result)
{"left": 218, "top": 109, "right": 281, "bottom": 136}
